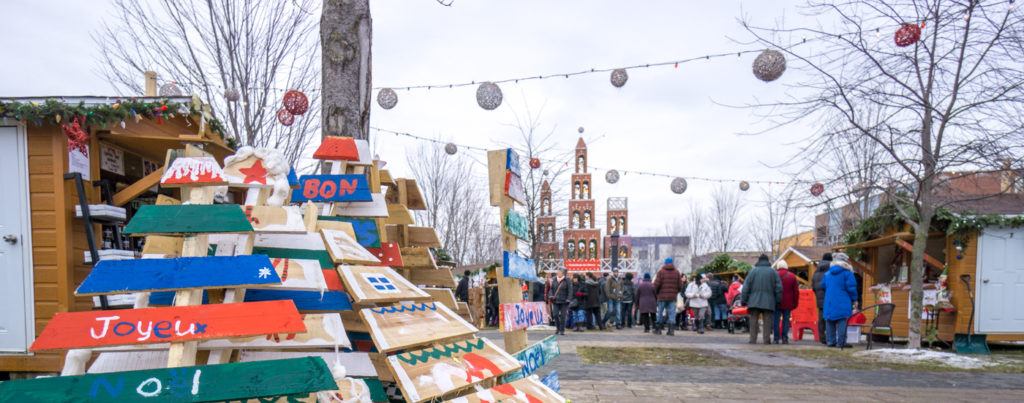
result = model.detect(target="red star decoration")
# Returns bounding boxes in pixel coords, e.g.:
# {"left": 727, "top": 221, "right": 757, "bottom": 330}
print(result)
{"left": 238, "top": 160, "right": 268, "bottom": 185}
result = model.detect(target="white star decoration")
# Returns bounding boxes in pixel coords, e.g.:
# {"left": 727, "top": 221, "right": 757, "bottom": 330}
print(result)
{"left": 258, "top": 267, "right": 272, "bottom": 279}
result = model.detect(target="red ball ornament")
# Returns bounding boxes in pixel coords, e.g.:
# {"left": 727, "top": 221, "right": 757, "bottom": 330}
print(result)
{"left": 529, "top": 158, "right": 541, "bottom": 169}
{"left": 282, "top": 90, "right": 309, "bottom": 115}
{"left": 277, "top": 108, "right": 295, "bottom": 126}
{"left": 810, "top": 183, "right": 825, "bottom": 196}
{"left": 894, "top": 23, "right": 921, "bottom": 47}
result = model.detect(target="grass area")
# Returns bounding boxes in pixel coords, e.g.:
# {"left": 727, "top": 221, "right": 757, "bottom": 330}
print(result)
{"left": 577, "top": 346, "right": 746, "bottom": 367}
{"left": 761, "top": 347, "right": 1024, "bottom": 374}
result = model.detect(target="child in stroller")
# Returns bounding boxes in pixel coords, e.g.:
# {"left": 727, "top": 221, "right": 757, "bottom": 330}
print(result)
{"left": 727, "top": 298, "right": 749, "bottom": 334}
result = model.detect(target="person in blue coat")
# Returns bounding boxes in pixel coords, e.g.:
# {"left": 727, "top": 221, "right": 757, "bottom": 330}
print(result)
{"left": 821, "top": 252, "right": 859, "bottom": 348}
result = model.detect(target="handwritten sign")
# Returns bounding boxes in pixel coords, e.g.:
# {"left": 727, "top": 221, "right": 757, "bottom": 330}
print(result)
{"left": 76, "top": 255, "right": 279, "bottom": 295}
{"left": 0, "top": 357, "right": 337, "bottom": 402}
{"left": 504, "top": 209, "right": 530, "bottom": 241}
{"left": 504, "top": 171, "right": 525, "bottom": 204}
{"left": 541, "top": 371, "right": 560, "bottom": 392}
{"left": 387, "top": 338, "right": 521, "bottom": 403}
{"left": 499, "top": 301, "right": 549, "bottom": 332}
{"left": 30, "top": 300, "right": 304, "bottom": 350}
{"left": 290, "top": 174, "right": 372, "bottom": 202}
{"left": 159, "top": 156, "right": 226, "bottom": 188}
{"left": 504, "top": 335, "right": 560, "bottom": 382}
{"left": 503, "top": 251, "right": 538, "bottom": 282}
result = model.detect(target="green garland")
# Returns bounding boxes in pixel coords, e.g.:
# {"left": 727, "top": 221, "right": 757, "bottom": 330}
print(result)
{"left": 0, "top": 98, "right": 226, "bottom": 138}
{"left": 695, "top": 253, "right": 751, "bottom": 275}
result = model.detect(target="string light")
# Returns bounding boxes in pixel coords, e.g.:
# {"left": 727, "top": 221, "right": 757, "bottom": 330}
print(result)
{"left": 370, "top": 126, "right": 813, "bottom": 186}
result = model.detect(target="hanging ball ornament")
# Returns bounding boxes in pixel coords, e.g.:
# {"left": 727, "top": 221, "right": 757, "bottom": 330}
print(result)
{"left": 894, "top": 23, "right": 922, "bottom": 47}
{"left": 810, "top": 182, "right": 825, "bottom": 196}
{"left": 476, "top": 82, "right": 503, "bottom": 110}
{"left": 739, "top": 181, "right": 750, "bottom": 191}
{"left": 605, "top": 170, "right": 620, "bottom": 184}
{"left": 159, "top": 83, "right": 183, "bottom": 96}
{"left": 752, "top": 49, "right": 787, "bottom": 82}
{"left": 377, "top": 88, "right": 398, "bottom": 110}
{"left": 277, "top": 108, "right": 295, "bottom": 126}
{"left": 671, "top": 177, "right": 688, "bottom": 194}
{"left": 610, "top": 69, "right": 628, "bottom": 88}
{"left": 224, "top": 88, "right": 240, "bottom": 102}
{"left": 529, "top": 158, "right": 541, "bottom": 169}
{"left": 283, "top": 90, "right": 309, "bottom": 115}
{"left": 578, "top": 126, "right": 584, "bottom": 134}
{"left": 444, "top": 142, "right": 458, "bottom": 155}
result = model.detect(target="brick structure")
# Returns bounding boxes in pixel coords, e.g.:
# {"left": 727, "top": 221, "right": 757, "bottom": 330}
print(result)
{"left": 564, "top": 138, "right": 601, "bottom": 261}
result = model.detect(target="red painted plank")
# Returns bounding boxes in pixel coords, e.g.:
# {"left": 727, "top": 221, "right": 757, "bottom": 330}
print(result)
{"left": 366, "top": 242, "right": 404, "bottom": 267}
{"left": 323, "top": 269, "right": 346, "bottom": 292}
{"left": 30, "top": 300, "right": 305, "bottom": 351}
{"left": 313, "top": 136, "right": 360, "bottom": 161}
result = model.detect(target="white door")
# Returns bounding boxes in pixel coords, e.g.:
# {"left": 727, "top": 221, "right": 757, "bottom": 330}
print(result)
{"left": 0, "top": 123, "right": 34, "bottom": 353}
{"left": 977, "top": 227, "right": 1024, "bottom": 333}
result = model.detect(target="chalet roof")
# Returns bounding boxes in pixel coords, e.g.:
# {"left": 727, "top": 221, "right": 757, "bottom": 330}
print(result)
{"left": 939, "top": 194, "right": 1024, "bottom": 216}
{"left": 789, "top": 246, "right": 833, "bottom": 262}
{"left": 576, "top": 137, "right": 587, "bottom": 149}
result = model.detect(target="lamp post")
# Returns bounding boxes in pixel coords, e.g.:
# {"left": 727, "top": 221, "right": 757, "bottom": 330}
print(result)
{"left": 610, "top": 231, "right": 620, "bottom": 271}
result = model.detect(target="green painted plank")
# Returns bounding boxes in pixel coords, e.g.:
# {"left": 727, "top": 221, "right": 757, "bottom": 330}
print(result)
{"left": 0, "top": 357, "right": 337, "bottom": 402}
{"left": 504, "top": 209, "right": 531, "bottom": 241}
{"left": 252, "top": 247, "right": 333, "bottom": 269}
{"left": 124, "top": 205, "right": 253, "bottom": 235}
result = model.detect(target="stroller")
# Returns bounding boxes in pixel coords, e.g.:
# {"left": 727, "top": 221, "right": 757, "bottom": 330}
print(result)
{"left": 727, "top": 299, "right": 749, "bottom": 334}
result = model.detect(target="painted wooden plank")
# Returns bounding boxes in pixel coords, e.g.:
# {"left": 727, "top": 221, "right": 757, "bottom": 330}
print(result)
{"left": 398, "top": 247, "right": 436, "bottom": 269}
{"left": 388, "top": 338, "right": 521, "bottom": 403}
{"left": 318, "top": 377, "right": 373, "bottom": 403}
{"left": 541, "top": 371, "right": 560, "bottom": 392}
{"left": 239, "top": 351, "right": 377, "bottom": 378}
{"left": 408, "top": 267, "right": 457, "bottom": 288}
{"left": 76, "top": 255, "right": 280, "bottom": 295}
{"left": 320, "top": 216, "right": 382, "bottom": 248}
{"left": 359, "top": 302, "right": 478, "bottom": 353}
{"left": 444, "top": 376, "right": 566, "bottom": 403}
{"left": 255, "top": 232, "right": 327, "bottom": 250}
{"left": 399, "top": 178, "right": 427, "bottom": 210}
{"left": 287, "top": 167, "right": 299, "bottom": 186}
{"left": 503, "top": 208, "right": 531, "bottom": 241}
{"left": 222, "top": 153, "right": 286, "bottom": 189}
{"left": 243, "top": 205, "right": 306, "bottom": 233}
{"left": 30, "top": 300, "right": 304, "bottom": 350}
{"left": 503, "top": 335, "right": 560, "bottom": 383}
{"left": 505, "top": 149, "right": 522, "bottom": 176}
{"left": 291, "top": 174, "right": 373, "bottom": 202}
{"left": 324, "top": 269, "right": 346, "bottom": 291}
{"left": 386, "top": 226, "right": 442, "bottom": 248}
{"left": 141, "top": 235, "right": 182, "bottom": 256}
{"left": 338, "top": 265, "right": 431, "bottom": 304}
{"left": 487, "top": 150, "right": 508, "bottom": 207}
{"left": 201, "top": 313, "right": 351, "bottom": 350}
{"left": 504, "top": 171, "right": 525, "bottom": 205}
{"left": 313, "top": 136, "right": 360, "bottom": 161}
{"left": 499, "top": 301, "right": 549, "bottom": 332}
{"left": 253, "top": 247, "right": 333, "bottom": 270}
{"left": 385, "top": 203, "right": 414, "bottom": 225}
{"left": 245, "top": 258, "right": 328, "bottom": 291}
{"left": 242, "top": 289, "right": 353, "bottom": 312}
{"left": 345, "top": 331, "right": 377, "bottom": 352}
{"left": 123, "top": 205, "right": 253, "bottom": 235}
{"left": 894, "top": 239, "right": 945, "bottom": 269}
{"left": 322, "top": 228, "right": 381, "bottom": 265}
{"left": 159, "top": 156, "right": 226, "bottom": 188}
{"left": 503, "top": 251, "right": 538, "bottom": 282}
{"left": 0, "top": 357, "right": 337, "bottom": 402}
{"left": 332, "top": 193, "right": 389, "bottom": 217}
{"left": 366, "top": 242, "right": 404, "bottom": 267}
{"left": 422, "top": 287, "right": 458, "bottom": 310}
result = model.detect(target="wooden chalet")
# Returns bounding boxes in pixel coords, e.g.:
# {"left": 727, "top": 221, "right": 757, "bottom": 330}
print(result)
{"left": 834, "top": 195, "right": 1024, "bottom": 343}
{"left": 776, "top": 245, "right": 833, "bottom": 285}
{"left": 0, "top": 94, "right": 231, "bottom": 374}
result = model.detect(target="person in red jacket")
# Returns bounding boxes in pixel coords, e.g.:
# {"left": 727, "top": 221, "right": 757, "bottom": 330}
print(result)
{"left": 772, "top": 260, "right": 800, "bottom": 344}
{"left": 652, "top": 257, "right": 685, "bottom": 335}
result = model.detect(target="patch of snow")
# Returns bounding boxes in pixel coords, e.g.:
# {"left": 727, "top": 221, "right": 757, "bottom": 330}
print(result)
{"left": 854, "top": 348, "right": 996, "bottom": 369}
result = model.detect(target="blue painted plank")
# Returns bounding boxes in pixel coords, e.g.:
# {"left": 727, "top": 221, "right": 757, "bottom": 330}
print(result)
{"left": 287, "top": 167, "right": 299, "bottom": 186}
{"left": 77, "top": 255, "right": 280, "bottom": 295}
{"left": 506, "top": 149, "right": 521, "bottom": 177}
{"left": 290, "top": 174, "right": 372, "bottom": 202}
{"left": 319, "top": 216, "right": 381, "bottom": 248}
{"left": 541, "top": 371, "right": 560, "bottom": 392}
{"left": 503, "top": 251, "right": 538, "bottom": 282}
{"left": 148, "top": 290, "right": 351, "bottom": 311}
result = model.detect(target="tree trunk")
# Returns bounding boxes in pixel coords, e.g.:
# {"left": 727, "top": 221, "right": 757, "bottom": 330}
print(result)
{"left": 321, "top": 0, "right": 371, "bottom": 140}
{"left": 907, "top": 195, "right": 934, "bottom": 349}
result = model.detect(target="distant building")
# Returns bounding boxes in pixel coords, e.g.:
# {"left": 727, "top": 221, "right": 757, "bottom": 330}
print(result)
{"left": 630, "top": 236, "right": 692, "bottom": 279}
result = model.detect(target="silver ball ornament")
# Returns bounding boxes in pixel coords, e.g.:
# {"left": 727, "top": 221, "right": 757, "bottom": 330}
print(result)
{"left": 739, "top": 181, "right": 750, "bottom": 191}
{"left": 610, "top": 69, "right": 628, "bottom": 88}
{"left": 444, "top": 143, "right": 458, "bottom": 155}
{"left": 752, "top": 49, "right": 787, "bottom": 82}
{"left": 671, "top": 177, "right": 688, "bottom": 194}
{"left": 605, "top": 170, "right": 620, "bottom": 184}
{"left": 476, "top": 82, "right": 503, "bottom": 110}
{"left": 159, "top": 83, "right": 183, "bottom": 96}
{"left": 377, "top": 88, "right": 398, "bottom": 109}
{"left": 224, "top": 88, "right": 240, "bottom": 102}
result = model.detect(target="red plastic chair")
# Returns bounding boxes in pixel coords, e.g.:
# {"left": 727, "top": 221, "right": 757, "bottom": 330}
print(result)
{"left": 791, "top": 289, "right": 819, "bottom": 342}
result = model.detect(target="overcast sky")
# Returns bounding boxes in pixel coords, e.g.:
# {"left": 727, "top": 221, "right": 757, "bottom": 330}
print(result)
{"left": 1, "top": 0, "right": 830, "bottom": 240}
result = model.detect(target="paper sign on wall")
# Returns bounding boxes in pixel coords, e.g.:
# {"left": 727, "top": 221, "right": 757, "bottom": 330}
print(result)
{"left": 69, "top": 145, "right": 90, "bottom": 181}
{"left": 100, "top": 144, "right": 125, "bottom": 175}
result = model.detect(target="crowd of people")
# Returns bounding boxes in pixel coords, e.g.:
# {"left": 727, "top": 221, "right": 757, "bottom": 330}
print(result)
{"left": 535, "top": 253, "right": 863, "bottom": 348}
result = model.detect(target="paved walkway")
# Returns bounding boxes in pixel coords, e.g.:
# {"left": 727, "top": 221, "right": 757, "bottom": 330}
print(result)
{"left": 479, "top": 327, "right": 1024, "bottom": 401}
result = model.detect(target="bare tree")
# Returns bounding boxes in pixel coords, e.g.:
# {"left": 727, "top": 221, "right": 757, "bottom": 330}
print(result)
{"left": 94, "top": 0, "right": 321, "bottom": 165}
{"left": 669, "top": 201, "right": 714, "bottom": 257}
{"left": 407, "top": 142, "right": 498, "bottom": 265}
{"left": 746, "top": 0, "right": 1024, "bottom": 347}
{"left": 708, "top": 185, "right": 748, "bottom": 253}
{"left": 750, "top": 184, "right": 801, "bottom": 258}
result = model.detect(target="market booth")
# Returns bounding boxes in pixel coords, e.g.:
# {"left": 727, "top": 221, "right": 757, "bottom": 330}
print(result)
{"left": 0, "top": 95, "right": 231, "bottom": 374}
{"left": 835, "top": 196, "right": 1024, "bottom": 344}
{"left": 776, "top": 245, "right": 833, "bottom": 286}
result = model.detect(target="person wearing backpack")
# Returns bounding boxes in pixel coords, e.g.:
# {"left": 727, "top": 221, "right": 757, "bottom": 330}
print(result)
{"left": 709, "top": 274, "right": 729, "bottom": 329}
{"left": 773, "top": 260, "right": 800, "bottom": 344}
{"left": 620, "top": 272, "right": 636, "bottom": 328}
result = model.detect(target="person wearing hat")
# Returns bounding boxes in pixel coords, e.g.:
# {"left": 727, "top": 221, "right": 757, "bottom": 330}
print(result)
{"left": 620, "top": 272, "right": 636, "bottom": 328}
{"left": 822, "top": 252, "right": 859, "bottom": 348}
{"left": 812, "top": 253, "right": 833, "bottom": 344}
{"left": 772, "top": 260, "right": 800, "bottom": 344}
{"left": 635, "top": 272, "right": 658, "bottom": 332}
{"left": 455, "top": 270, "right": 471, "bottom": 303}
{"left": 653, "top": 257, "right": 685, "bottom": 335}
{"left": 740, "top": 254, "right": 783, "bottom": 344}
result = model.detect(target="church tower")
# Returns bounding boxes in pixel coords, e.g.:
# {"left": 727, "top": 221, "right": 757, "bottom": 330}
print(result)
{"left": 534, "top": 180, "right": 559, "bottom": 259}
{"left": 563, "top": 138, "right": 601, "bottom": 264}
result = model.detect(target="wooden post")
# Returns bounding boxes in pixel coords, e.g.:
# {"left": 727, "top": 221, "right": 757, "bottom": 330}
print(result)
{"left": 144, "top": 70, "right": 157, "bottom": 96}
{"left": 499, "top": 198, "right": 527, "bottom": 353}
